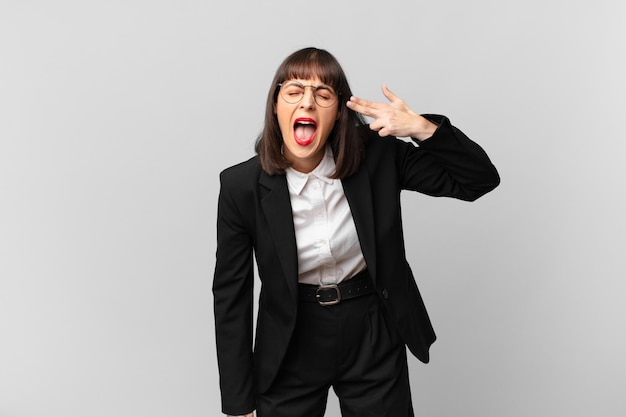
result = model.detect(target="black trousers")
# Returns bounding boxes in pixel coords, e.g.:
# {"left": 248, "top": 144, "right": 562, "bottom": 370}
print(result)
{"left": 256, "top": 291, "right": 414, "bottom": 417}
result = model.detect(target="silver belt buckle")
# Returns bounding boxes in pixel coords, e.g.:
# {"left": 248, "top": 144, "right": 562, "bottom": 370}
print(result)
{"left": 316, "top": 284, "right": 341, "bottom": 306}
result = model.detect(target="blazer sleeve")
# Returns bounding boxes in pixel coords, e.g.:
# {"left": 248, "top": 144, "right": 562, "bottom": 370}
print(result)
{"left": 212, "top": 170, "right": 256, "bottom": 415}
{"left": 400, "top": 114, "right": 500, "bottom": 201}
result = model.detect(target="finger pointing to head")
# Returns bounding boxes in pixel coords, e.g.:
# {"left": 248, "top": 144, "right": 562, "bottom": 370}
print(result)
{"left": 347, "top": 96, "right": 375, "bottom": 117}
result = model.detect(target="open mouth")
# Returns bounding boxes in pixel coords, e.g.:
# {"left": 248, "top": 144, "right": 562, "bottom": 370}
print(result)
{"left": 293, "top": 118, "right": 317, "bottom": 146}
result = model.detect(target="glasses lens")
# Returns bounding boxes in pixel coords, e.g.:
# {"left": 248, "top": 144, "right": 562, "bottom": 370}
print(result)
{"left": 280, "top": 83, "right": 305, "bottom": 104}
{"left": 313, "top": 86, "right": 337, "bottom": 108}
{"left": 279, "top": 83, "right": 337, "bottom": 107}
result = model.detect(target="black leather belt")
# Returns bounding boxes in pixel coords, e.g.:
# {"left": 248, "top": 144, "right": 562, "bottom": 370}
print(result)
{"left": 298, "top": 269, "right": 374, "bottom": 306}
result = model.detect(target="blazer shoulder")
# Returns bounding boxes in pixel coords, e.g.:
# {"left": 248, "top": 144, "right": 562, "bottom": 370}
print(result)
{"left": 220, "top": 155, "right": 261, "bottom": 184}
{"left": 358, "top": 124, "right": 415, "bottom": 148}
{"left": 357, "top": 124, "right": 416, "bottom": 162}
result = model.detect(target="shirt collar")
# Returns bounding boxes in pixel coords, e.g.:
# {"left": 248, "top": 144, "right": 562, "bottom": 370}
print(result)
{"left": 286, "top": 145, "right": 336, "bottom": 195}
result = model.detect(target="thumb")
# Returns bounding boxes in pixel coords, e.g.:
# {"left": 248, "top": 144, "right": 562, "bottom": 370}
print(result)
{"left": 381, "top": 83, "right": 399, "bottom": 103}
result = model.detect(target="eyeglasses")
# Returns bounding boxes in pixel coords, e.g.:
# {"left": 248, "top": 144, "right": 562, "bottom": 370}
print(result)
{"left": 278, "top": 81, "right": 339, "bottom": 108}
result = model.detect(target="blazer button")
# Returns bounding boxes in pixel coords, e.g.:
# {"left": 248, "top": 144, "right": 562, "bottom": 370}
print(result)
{"left": 382, "top": 288, "right": 389, "bottom": 299}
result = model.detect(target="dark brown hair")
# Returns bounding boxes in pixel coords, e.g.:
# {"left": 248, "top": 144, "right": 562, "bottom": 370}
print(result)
{"left": 255, "top": 47, "right": 366, "bottom": 178}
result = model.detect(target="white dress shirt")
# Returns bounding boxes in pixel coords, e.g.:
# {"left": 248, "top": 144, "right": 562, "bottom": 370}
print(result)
{"left": 285, "top": 146, "right": 367, "bottom": 285}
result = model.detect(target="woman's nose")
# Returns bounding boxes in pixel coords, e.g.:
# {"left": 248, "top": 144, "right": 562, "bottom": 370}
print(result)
{"left": 300, "top": 88, "right": 315, "bottom": 109}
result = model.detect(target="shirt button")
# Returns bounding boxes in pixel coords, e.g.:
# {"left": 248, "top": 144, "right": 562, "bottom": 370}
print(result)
{"left": 382, "top": 288, "right": 389, "bottom": 299}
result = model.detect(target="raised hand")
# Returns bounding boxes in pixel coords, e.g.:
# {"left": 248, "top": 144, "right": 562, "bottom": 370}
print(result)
{"left": 346, "top": 84, "right": 437, "bottom": 141}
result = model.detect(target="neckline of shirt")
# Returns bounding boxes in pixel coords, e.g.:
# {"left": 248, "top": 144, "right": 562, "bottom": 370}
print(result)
{"left": 286, "top": 145, "right": 335, "bottom": 195}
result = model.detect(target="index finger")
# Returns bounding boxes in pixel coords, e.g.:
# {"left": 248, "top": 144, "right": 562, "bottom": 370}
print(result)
{"left": 346, "top": 95, "right": 383, "bottom": 118}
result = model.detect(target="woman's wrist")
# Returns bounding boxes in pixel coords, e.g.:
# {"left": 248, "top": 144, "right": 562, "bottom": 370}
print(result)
{"left": 411, "top": 115, "right": 438, "bottom": 142}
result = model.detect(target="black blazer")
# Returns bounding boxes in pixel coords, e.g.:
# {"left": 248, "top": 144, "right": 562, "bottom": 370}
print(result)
{"left": 213, "top": 115, "right": 500, "bottom": 414}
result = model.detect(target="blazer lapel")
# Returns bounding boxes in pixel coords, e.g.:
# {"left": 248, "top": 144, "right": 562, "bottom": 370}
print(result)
{"left": 259, "top": 171, "right": 299, "bottom": 300}
{"left": 341, "top": 167, "right": 378, "bottom": 283}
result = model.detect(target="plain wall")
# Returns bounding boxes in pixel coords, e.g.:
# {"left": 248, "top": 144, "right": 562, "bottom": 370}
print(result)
{"left": 1, "top": 0, "right": 625, "bottom": 416}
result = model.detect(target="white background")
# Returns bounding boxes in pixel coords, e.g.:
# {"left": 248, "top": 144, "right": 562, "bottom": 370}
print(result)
{"left": 1, "top": 1, "right": 625, "bottom": 416}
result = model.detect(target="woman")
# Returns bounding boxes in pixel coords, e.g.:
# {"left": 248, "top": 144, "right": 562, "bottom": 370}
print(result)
{"left": 213, "top": 47, "right": 500, "bottom": 417}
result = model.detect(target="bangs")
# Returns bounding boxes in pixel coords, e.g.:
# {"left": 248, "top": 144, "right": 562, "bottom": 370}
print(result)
{"left": 277, "top": 48, "right": 344, "bottom": 89}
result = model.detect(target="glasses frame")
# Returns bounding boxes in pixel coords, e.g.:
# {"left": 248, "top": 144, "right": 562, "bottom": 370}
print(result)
{"left": 277, "top": 81, "right": 339, "bottom": 108}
